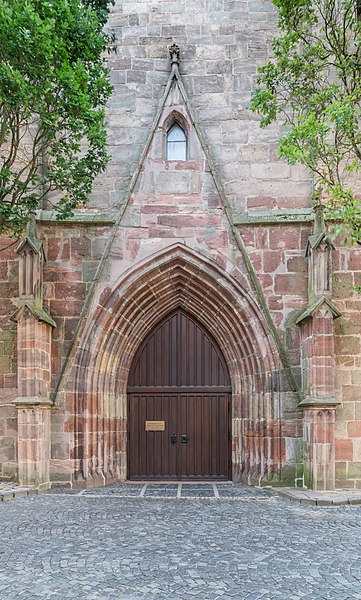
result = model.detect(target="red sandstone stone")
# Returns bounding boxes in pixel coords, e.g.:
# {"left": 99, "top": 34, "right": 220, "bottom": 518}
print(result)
{"left": 274, "top": 273, "right": 307, "bottom": 295}
{"left": 141, "top": 205, "right": 179, "bottom": 214}
{"left": 335, "top": 438, "right": 353, "bottom": 461}
{"left": 207, "top": 194, "right": 222, "bottom": 208}
{"left": 267, "top": 295, "right": 283, "bottom": 310}
{"left": 158, "top": 215, "right": 221, "bottom": 227}
{"left": 247, "top": 251, "right": 262, "bottom": 271}
{"left": 255, "top": 228, "right": 269, "bottom": 248}
{"left": 258, "top": 274, "right": 273, "bottom": 290}
{"left": 247, "top": 196, "right": 277, "bottom": 209}
{"left": 47, "top": 238, "right": 70, "bottom": 261}
{"left": 51, "top": 300, "right": 84, "bottom": 317}
{"left": 54, "top": 282, "right": 87, "bottom": 300}
{"left": 348, "top": 421, "right": 361, "bottom": 437}
{"left": 286, "top": 255, "right": 307, "bottom": 274}
{"left": 175, "top": 159, "right": 204, "bottom": 170}
{"left": 70, "top": 237, "right": 91, "bottom": 259}
{"left": 348, "top": 250, "right": 361, "bottom": 271}
{"left": 276, "top": 197, "right": 309, "bottom": 209}
{"left": 263, "top": 251, "right": 283, "bottom": 273}
{"left": 0, "top": 241, "right": 18, "bottom": 259}
{"left": 239, "top": 227, "right": 255, "bottom": 248}
{"left": 269, "top": 228, "right": 300, "bottom": 250}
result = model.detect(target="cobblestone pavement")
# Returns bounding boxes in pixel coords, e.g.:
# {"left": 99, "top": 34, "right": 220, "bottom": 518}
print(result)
{"left": 1, "top": 483, "right": 361, "bottom": 600}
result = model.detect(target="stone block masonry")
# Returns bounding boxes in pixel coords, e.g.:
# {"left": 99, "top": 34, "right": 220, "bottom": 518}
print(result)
{"left": 0, "top": 239, "right": 19, "bottom": 480}
{"left": 0, "top": 0, "right": 360, "bottom": 491}
{"left": 99, "top": 0, "right": 311, "bottom": 214}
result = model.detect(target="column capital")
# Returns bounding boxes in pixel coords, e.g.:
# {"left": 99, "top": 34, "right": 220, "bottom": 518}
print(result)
{"left": 299, "top": 396, "right": 341, "bottom": 409}
{"left": 12, "top": 396, "right": 53, "bottom": 408}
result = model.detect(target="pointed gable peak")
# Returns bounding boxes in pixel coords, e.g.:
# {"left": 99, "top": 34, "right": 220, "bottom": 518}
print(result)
{"left": 160, "top": 44, "right": 194, "bottom": 127}
{"left": 305, "top": 203, "right": 335, "bottom": 257}
{"left": 295, "top": 296, "right": 341, "bottom": 324}
{"left": 10, "top": 300, "right": 56, "bottom": 327}
{"left": 305, "top": 232, "right": 334, "bottom": 257}
{"left": 16, "top": 215, "right": 45, "bottom": 258}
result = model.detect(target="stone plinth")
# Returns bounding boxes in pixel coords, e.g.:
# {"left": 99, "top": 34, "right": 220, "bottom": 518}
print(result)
{"left": 302, "top": 402, "right": 338, "bottom": 490}
{"left": 12, "top": 397, "right": 53, "bottom": 490}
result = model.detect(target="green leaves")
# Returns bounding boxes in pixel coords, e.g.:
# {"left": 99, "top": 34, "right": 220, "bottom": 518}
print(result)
{"left": 250, "top": 0, "right": 361, "bottom": 245}
{"left": 0, "top": 0, "right": 114, "bottom": 236}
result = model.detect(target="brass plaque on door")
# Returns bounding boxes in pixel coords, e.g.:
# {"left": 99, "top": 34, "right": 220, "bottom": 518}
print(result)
{"left": 145, "top": 420, "right": 165, "bottom": 431}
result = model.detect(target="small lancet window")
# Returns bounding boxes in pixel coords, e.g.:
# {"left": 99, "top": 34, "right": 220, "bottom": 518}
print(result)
{"left": 166, "top": 123, "right": 187, "bottom": 161}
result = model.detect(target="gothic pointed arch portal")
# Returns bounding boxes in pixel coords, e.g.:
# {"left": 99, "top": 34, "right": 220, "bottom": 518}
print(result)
{"left": 127, "top": 309, "right": 232, "bottom": 480}
{"left": 73, "top": 245, "right": 285, "bottom": 486}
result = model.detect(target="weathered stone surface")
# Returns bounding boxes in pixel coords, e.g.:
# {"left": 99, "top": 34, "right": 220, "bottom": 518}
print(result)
{"left": 2, "top": 488, "right": 361, "bottom": 598}
{"left": 0, "top": 0, "right": 360, "bottom": 491}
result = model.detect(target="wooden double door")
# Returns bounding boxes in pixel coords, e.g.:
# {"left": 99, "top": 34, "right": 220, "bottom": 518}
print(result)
{"left": 127, "top": 310, "right": 231, "bottom": 480}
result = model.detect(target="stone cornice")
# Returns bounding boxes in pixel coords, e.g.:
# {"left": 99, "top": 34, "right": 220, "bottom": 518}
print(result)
{"left": 298, "top": 396, "right": 341, "bottom": 408}
{"left": 36, "top": 208, "right": 316, "bottom": 228}
{"left": 233, "top": 208, "right": 314, "bottom": 226}
{"left": 36, "top": 209, "right": 118, "bottom": 225}
{"left": 12, "top": 396, "right": 54, "bottom": 407}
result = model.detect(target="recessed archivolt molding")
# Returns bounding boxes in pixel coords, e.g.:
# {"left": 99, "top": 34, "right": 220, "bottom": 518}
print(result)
{"left": 75, "top": 244, "right": 280, "bottom": 400}
{"left": 73, "top": 244, "right": 283, "bottom": 481}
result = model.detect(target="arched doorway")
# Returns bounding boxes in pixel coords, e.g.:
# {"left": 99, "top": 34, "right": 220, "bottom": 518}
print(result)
{"left": 71, "top": 244, "right": 284, "bottom": 485}
{"left": 127, "top": 309, "right": 231, "bottom": 480}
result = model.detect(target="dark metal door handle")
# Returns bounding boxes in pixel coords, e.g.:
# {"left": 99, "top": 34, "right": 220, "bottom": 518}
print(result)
{"left": 170, "top": 434, "right": 177, "bottom": 444}
{"left": 181, "top": 434, "right": 188, "bottom": 444}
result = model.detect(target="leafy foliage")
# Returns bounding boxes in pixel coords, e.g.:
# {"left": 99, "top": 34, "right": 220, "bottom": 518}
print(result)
{"left": 251, "top": 0, "right": 361, "bottom": 244}
{"left": 0, "top": 0, "right": 114, "bottom": 236}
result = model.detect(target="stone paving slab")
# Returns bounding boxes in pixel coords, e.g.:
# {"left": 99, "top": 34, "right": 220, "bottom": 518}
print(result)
{"left": 44, "top": 482, "right": 361, "bottom": 505}
{"left": 275, "top": 487, "right": 361, "bottom": 506}
{"left": 4, "top": 480, "right": 361, "bottom": 507}
{"left": 1, "top": 484, "right": 361, "bottom": 599}
{"left": 46, "top": 482, "right": 277, "bottom": 501}
{"left": 0, "top": 482, "right": 36, "bottom": 501}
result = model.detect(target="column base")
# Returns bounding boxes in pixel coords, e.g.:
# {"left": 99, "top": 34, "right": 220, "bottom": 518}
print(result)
{"left": 302, "top": 400, "right": 339, "bottom": 490}
{"left": 12, "top": 396, "right": 53, "bottom": 489}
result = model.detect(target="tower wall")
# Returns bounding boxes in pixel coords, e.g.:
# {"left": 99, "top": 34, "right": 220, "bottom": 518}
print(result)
{"left": 0, "top": 0, "right": 360, "bottom": 489}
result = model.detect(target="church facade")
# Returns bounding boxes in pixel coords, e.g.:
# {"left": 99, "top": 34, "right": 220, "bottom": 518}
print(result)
{"left": 0, "top": 0, "right": 360, "bottom": 491}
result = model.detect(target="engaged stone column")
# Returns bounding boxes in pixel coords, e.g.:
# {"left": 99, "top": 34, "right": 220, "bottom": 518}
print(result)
{"left": 11, "top": 219, "right": 56, "bottom": 489}
{"left": 296, "top": 205, "right": 341, "bottom": 490}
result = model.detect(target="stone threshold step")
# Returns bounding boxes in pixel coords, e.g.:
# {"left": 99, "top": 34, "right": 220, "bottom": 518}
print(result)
{"left": 0, "top": 487, "right": 37, "bottom": 501}
{"left": 276, "top": 488, "right": 361, "bottom": 506}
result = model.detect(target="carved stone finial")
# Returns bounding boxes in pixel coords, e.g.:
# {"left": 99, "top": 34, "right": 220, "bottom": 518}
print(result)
{"left": 169, "top": 44, "right": 180, "bottom": 66}
{"left": 27, "top": 212, "right": 37, "bottom": 239}
{"left": 313, "top": 203, "right": 326, "bottom": 235}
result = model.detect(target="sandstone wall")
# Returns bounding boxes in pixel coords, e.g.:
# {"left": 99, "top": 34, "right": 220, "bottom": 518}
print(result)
{"left": 0, "top": 241, "right": 18, "bottom": 478}
{"left": 78, "top": 0, "right": 312, "bottom": 214}
{"left": 333, "top": 246, "right": 361, "bottom": 488}
{"left": 0, "top": 0, "right": 360, "bottom": 488}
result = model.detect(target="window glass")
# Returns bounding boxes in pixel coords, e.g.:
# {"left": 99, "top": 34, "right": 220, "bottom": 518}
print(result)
{"left": 167, "top": 124, "right": 187, "bottom": 160}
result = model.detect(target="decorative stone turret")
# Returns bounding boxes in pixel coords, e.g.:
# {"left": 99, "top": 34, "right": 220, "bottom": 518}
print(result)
{"left": 17, "top": 216, "right": 44, "bottom": 302}
{"left": 297, "top": 204, "right": 341, "bottom": 490}
{"left": 305, "top": 204, "right": 334, "bottom": 301}
{"left": 11, "top": 217, "right": 55, "bottom": 490}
